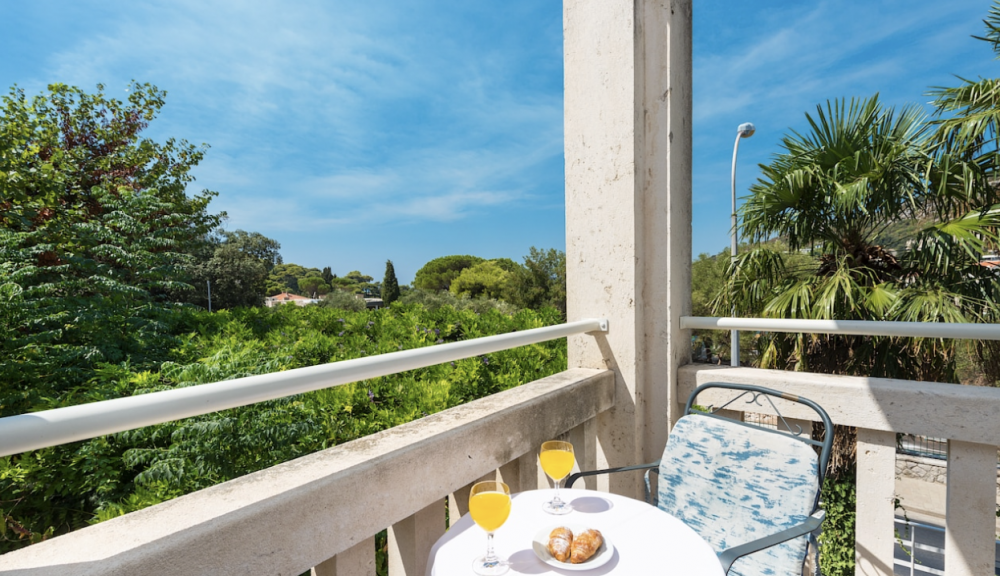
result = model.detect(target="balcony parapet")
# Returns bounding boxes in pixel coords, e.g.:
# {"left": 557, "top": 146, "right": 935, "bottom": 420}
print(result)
{"left": 0, "top": 368, "right": 614, "bottom": 576}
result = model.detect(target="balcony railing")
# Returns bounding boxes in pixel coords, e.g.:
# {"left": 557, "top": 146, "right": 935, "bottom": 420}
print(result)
{"left": 0, "top": 367, "right": 614, "bottom": 575}
{"left": 0, "top": 318, "right": 608, "bottom": 457}
{"left": 2, "top": 317, "right": 999, "bottom": 576}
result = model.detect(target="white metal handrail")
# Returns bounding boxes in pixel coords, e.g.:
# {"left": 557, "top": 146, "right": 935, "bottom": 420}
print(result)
{"left": 681, "top": 316, "right": 1000, "bottom": 340}
{"left": 0, "top": 318, "right": 608, "bottom": 457}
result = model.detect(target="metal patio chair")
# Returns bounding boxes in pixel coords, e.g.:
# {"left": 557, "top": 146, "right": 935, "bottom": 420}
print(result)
{"left": 567, "top": 382, "right": 833, "bottom": 575}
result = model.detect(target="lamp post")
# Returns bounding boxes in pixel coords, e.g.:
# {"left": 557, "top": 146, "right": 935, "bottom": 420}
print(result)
{"left": 730, "top": 122, "right": 755, "bottom": 367}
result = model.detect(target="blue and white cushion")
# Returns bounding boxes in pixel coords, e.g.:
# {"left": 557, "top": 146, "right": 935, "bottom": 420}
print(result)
{"left": 657, "top": 414, "right": 819, "bottom": 576}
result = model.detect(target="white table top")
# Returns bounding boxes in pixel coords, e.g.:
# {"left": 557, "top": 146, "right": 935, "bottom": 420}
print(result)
{"left": 427, "top": 489, "right": 725, "bottom": 575}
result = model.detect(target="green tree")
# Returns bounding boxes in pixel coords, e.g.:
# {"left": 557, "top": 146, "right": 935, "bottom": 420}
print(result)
{"left": 266, "top": 263, "right": 325, "bottom": 295}
{"left": 221, "top": 230, "right": 282, "bottom": 271}
{"left": 502, "top": 248, "right": 567, "bottom": 315}
{"left": 691, "top": 251, "right": 728, "bottom": 318}
{"left": 0, "top": 82, "right": 221, "bottom": 416}
{"left": 0, "top": 82, "right": 222, "bottom": 549}
{"left": 298, "top": 276, "right": 330, "bottom": 298}
{"left": 382, "top": 260, "right": 400, "bottom": 305}
{"left": 320, "top": 290, "right": 366, "bottom": 311}
{"left": 322, "top": 266, "right": 334, "bottom": 285}
{"left": 449, "top": 261, "right": 511, "bottom": 299}
{"left": 720, "top": 96, "right": 1000, "bottom": 381}
{"left": 186, "top": 230, "right": 282, "bottom": 309}
{"left": 928, "top": 0, "right": 1000, "bottom": 383}
{"left": 413, "top": 255, "right": 484, "bottom": 291}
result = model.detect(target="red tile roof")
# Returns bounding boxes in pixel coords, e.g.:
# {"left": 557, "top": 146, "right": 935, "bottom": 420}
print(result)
{"left": 268, "top": 292, "right": 311, "bottom": 300}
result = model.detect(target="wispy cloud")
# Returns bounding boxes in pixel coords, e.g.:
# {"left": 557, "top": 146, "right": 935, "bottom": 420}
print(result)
{"left": 26, "top": 0, "right": 564, "bottom": 242}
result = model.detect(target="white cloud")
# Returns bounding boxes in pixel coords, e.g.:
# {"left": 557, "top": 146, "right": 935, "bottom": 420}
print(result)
{"left": 29, "top": 0, "right": 565, "bottom": 236}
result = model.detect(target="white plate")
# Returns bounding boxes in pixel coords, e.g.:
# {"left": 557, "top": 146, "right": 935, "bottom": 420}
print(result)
{"left": 531, "top": 525, "right": 614, "bottom": 571}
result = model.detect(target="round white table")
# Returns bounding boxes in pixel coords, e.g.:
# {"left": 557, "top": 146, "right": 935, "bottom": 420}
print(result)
{"left": 426, "top": 489, "right": 725, "bottom": 575}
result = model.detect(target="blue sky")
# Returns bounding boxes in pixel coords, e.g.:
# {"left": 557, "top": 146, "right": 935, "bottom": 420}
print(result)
{"left": 2, "top": 1, "right": 998, "bottom": 283}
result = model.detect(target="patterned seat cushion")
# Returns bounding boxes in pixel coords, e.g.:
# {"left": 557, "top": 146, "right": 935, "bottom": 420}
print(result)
{"left": 657, "top": 414, "right": 820, "bottom": 576}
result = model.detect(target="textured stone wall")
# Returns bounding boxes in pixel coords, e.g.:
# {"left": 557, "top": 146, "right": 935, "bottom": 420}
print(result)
{"left": 896, "top": 454, "right": 949, "bottom": 485}
{"left": 896, "top": 453, "right": 1000, "bottom": 493}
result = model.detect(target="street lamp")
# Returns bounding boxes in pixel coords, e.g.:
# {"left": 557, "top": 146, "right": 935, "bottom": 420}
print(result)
{"left": 730, "top": 122, "right": 755, "bottom": 367}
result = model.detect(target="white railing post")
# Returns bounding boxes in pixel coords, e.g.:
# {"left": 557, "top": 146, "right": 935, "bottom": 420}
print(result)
{"left": 498, "top": 459, "right": 520, "bottom": 493}
{"left": 388, "top": 500, "right": 445, "bottom": 576}
{"left": 567, "top": 417, "right": 598, "bottom": 490}
{"left": 516, "top": 445, "right": 546, "bottom": 492}
{"left": 945, "top": 440, "right": 997, "bottom": 576}
{"left": 855, "top": 428, "right": 897, "bottom": 576}
{"left": 311, "top": 536, "right": 375, "bottom": 576}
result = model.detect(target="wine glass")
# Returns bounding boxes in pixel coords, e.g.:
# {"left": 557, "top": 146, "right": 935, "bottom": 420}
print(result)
{"left": 469, "top": 480, "right": 512, "bottom": 575}
{"left": 540, "top": 440, "right": 574, "bottom": 514}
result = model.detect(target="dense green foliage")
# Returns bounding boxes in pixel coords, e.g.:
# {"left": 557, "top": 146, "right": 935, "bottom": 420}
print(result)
{"left": 0, "top": 303, "right": 567, "bottom": 552}
{"left": 185, "top": 230, "right": 282, "bottom": 310}
{"left": 718, "top": 95, "right": 1000, "bottom": 381}
{"left": 399, "top": 288, "right": 519, "bottom": 315}
{"left": 818, "top": 475, "right": 857, "bottom": 576}
{"left": 0, "top": 82, "right": 221, "bottom": 419}
{"left": 382, "top": 260, "right": 400, "bottom": 305}
{"left": 413, "top": 255, "right": 484, "bottom": 291}
{"left": 450, "top": 260, "right": 511, "bottom": 299}
{"left": 319, "top": 289, "right": 367, "bottom": 311}
{"left": 266, "top": 263, "right": 328, "bottom": 296}
{"left": 502, "top": 247, "right": 567, "bottom": 316}
{"left": 415, "top": 248, "right": 567, "bottom": 316}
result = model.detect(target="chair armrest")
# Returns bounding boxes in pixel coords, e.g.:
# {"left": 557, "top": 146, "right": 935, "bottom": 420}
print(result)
{"left": 717, "top": 510, "right": 825, "bottom": 574}
{"left": 565, "top": 461, "right": 660, "bottom": 494}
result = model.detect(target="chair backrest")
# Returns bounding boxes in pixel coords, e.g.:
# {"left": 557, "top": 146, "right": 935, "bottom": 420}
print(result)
{"left": 657, "top": 383, "right": 833, "bottom": 576}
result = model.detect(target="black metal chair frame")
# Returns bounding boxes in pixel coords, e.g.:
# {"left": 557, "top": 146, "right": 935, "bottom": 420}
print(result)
{"left": 566, "top": 382, "right": 835, "bottom": 574}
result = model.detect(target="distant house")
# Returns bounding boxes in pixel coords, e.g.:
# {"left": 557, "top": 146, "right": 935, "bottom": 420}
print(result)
{"left": 363, "top": 297, "right": 384, "bottom": 310}
{"left": 265, "top": 293, "right": 321, "bottom": 307}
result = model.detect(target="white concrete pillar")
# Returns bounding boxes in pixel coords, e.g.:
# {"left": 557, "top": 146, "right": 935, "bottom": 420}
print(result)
{"left": 312, "top": 536, "right": 376, "bottom": 576}
{"left": 854, "top": 428, "right": 896, "bottom": 576}
{"left": 945, "top": 440, "right": 997, "bottom": 576}
{"left": 387, "top": 500, "right": 445, "bottom": 576}
{"left": 565, "top": 0, "right": 693, "bottom": 497}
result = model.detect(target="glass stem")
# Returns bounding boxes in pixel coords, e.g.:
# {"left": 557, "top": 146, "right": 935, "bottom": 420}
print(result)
{"left": 484, "top": 532, "right": 497, "bottom": 564}
{"left": 552, "top": 476, "right": 562, "bottom": 503}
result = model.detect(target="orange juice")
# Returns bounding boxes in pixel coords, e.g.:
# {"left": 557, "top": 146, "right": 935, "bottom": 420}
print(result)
{"left": 469, "top": 491, "right": 511, "bottom": 532}
{"left": 540, "top": 449, "right": 574, "bottom": 481}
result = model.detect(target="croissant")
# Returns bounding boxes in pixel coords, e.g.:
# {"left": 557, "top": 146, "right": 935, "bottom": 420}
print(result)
{"left": 570, "top": 528, "right": 603, "bottom": 564}
{"left": 546, "top": 527, "right": 573, "bottom": 563}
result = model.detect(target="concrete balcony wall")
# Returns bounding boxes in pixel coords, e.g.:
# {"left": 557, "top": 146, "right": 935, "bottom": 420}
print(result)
{"left": 0, "top": 369, "right": 614, "bottom": 576}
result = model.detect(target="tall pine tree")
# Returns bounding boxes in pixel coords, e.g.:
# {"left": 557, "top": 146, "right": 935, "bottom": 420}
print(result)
{"left": 382, "top": 260, "right": 400, "bottom": 305}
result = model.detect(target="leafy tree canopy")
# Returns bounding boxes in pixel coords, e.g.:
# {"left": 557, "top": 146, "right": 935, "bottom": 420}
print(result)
{"left": 0, "top": 82, "right": 221, "bottom": 415}
{"left": 502, "top": 247, "right": 566, "bottom": 315}
{"left": 266, "top": 263, "right": 325, "bottom": 296}
{"left": 185, "top": 230, "right": 282, "bottom": 309}
{"left": 719, "top": 95, "right": 1000, "bottom": 381}
{"left": 449, "top": 260, "right": 511, "bottom": 300}
{"left": 412, "top": 255, "right": 484, "bottom": 291}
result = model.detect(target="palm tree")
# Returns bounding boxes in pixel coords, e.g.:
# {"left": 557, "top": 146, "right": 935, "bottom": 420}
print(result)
{"left": 928, "top": 0, "right": 1000, "bottom": 381}
{"left": 717, "top": 95, "right": 1000, "bottom": 381}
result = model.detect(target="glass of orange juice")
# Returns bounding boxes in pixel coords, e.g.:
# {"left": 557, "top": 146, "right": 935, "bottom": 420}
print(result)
{"left": 469, "top": 480, "right": 512, "bottom": 575}
{"left": 540, "top": 440, "right": 574, "bottom": 514}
